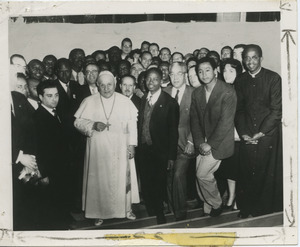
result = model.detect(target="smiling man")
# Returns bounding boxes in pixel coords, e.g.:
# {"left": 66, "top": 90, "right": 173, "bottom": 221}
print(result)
{"left": 74, "top": 71, "right": 139, "bottom": 226}
{"left": 190, "top": 57, "right": 237, "bottom": 217}
{"left": 235, "top": 44, "right": 283, "bottom": 218}
{"left": 138, "top": 68, "right": 179, "bottom": 224}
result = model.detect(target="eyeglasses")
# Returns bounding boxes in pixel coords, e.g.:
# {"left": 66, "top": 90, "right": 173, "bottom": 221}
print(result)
{"left": 86, "top": 70, "right": 99, "bottom": 75}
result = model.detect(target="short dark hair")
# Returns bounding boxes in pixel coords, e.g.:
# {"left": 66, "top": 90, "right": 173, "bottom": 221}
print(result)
{"left": 149, "top": 43, "right": 159, "bottom": 50}
{"left": 121, "top": 38, "right": 132, "bottom": 47}
{"left": 159, "top": 61, "right": 170, "bottom": 68}
{"left": 207, "top": 50, "right": 220, "bottom": 64}
{"left": 196, "top": 57, "right": 217, "bottom": 71}
{"left": 120, "top": 75, "right": 136, "bottom": 85}
{"left": 159, "top": 47, "right": 171, "bottom": 55}
{"left": 37, "top": 80, "right": 57, "bottom": 96}
{"left": 151, "top": 56, "right": 162, "bottom": 66}
{"left": 28, "top": 59, "right": 45, "bottom": 69}
{"left": 172, "top": 52, "right": 184, "bottom": 60}
{"left": 69, "top": 48, "right": 85, "bottom": 60}
{"left": 221, "top": 58, "right": 243, "bottom": 76}
{"left": 96, "top": 60, "right": 111, "bottom": 72}
{"left": 141, "top": 51, "right": 152, "bottom": 58}
{"left": 221, "top": 46, "right": 233, "bottom": 54}
{"left": 91, "top": 50, "right": 106, "bottom": 60}
{"left": 141, "top": 41, "right": 150, "bottom": 47}
{"left": 10, "top": 54, "right": 26, "bottom": 64}
{"left": 242, "top": 44, "right": 263, "bottom": 58}
{"left": 43, "top": 55, "right": 57, "bottom": 63}
{"left": 145, "top": 67, "right": 163, "bottom": 80}
{"left": 186, "top": 57, "right": 197, "bottom": 66}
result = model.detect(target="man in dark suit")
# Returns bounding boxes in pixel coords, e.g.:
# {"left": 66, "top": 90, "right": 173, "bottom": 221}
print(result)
{"left": 11, "top": 89, "right": 39, "bottom": 230}
{"left": 54, "top": 58, "right": 82, "bottom": 211}
{"left": 138, "top": 68, "right": 179, "bottom": 224}
{"left": 164, "top": 62, "right": 195, "bottom": 221}
{"left": 34, "top": 80, "right": 71, "bottom": 229}
{"left": 120, "top": 75, "right": 141, "bottom": 111}
{"left": 190, "top": 57, "right": 237, "bottom": 217}
{"left": 77, "top": 63, "right": 100, "bottom": 104}
{"left": 69, "top": 48, "right": 85, "bottom": 85}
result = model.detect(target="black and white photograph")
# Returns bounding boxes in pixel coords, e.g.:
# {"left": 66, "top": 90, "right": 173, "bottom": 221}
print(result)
{"left": 0, "top": 1, "right": 297, "bottom": 246}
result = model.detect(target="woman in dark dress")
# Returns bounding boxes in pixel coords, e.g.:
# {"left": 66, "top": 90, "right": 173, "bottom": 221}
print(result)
{"left": 215, "top": 58, "right": 242, "bottom": 210}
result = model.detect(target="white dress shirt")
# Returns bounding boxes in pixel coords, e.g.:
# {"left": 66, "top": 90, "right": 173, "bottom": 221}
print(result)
{"left": 147, "top": 88, "right": 161, "bottom": 105}
{"left": 171, "top": 84, "right": 186, "bottom": 105}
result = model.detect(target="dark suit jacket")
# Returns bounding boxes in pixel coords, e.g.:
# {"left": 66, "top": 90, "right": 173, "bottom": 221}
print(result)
{"left": 130, "top": 94, "right": 141, "bottom": 112}
{"left": 138, "top": 91, "right": 179, "bottom": 161}
{"left": 164, "top": 85, "right": 195, "bottom": 152}
{"left": 34, "top": 105, "right": 70, "bottom": 179}
{"left": 190, "top": 79, "right": 237, "bottom": 160}
{"left": 11, "top": 91, "right": 37, "bottom": 178}
{"left": 77, "top": 84, "right": 92, "bottom": 105}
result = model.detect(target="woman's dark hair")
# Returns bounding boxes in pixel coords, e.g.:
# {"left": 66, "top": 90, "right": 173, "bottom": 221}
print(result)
{"left": 221, "top": 58, "right": 243, "bottom": 76}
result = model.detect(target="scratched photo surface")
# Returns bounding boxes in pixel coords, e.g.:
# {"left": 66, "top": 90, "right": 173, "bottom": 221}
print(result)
{"left": 0, "top": 1, "right": 297, "bottom": 246}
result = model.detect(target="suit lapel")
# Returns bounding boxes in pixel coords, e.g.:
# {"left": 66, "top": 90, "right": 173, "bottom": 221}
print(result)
{"left": 205, "top": 79, "right": 221, "bottom": 111}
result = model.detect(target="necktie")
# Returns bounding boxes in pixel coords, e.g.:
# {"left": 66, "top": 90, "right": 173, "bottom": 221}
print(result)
{"left": 148, "top": 95, "right": 152, "bottom": 106}
{"left": 52, "top": 109, "right": 61, "bottom": 123}
{"left": 175, "top": 89, "right": 180, "bottom": 103}
{"left": 66, "top": 83, "right": 71, "bottom": 99}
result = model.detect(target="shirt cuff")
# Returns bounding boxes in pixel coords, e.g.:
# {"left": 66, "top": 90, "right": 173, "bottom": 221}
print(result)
{"left": 15, "top": 150, "right": 23, "bottom": 164}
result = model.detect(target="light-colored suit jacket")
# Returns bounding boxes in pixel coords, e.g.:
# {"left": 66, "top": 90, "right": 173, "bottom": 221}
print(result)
{"left": 164, "top": 85, "right": 195, "bottom": 153}
{"left": 190, "top": 79, "right": 237, "bottom": 160}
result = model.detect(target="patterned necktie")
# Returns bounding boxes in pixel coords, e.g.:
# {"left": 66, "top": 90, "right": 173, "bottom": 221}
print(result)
{"left": 52, "top": 109, "right": 61, "bottom": 123}
{"left": 66, "top": 83, "right": 71, "bottom": 99}
{"left": 175, "top": 89, "right": 180, "bottom": 103}
{"left": 148, "top": 95, "right": 152, "bottom": 106}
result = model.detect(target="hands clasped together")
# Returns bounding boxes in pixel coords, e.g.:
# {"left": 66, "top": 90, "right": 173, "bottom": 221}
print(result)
{"left": 242, "top": 132, "right": 265, "bottom": 145}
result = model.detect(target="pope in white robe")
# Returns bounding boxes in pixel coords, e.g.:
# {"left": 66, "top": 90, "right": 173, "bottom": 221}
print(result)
{"left": 74, "top": 71, "right": 139, "bottom": 224}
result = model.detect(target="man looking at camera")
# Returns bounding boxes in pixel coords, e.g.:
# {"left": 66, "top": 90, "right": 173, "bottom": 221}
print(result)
{"left": 190, "top": 57, "right": 237, "bottom": 217}
{"left": 74, "top": 71, "right": 139, "bottom": 226}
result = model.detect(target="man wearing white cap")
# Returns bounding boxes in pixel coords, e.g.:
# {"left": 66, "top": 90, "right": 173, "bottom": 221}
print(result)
{"left": 74, "top": 71, "right": 139, "bottom": 226}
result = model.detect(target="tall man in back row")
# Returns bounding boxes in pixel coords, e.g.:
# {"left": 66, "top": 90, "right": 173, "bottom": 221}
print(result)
{"left": 190, "top": 57, "right": 237, "bottom": 217}
{"left": 138, "top": 68, "right": 179, "bottom": 224}
{"left": 235, "top": 44, "right": 283, "bottom": 218}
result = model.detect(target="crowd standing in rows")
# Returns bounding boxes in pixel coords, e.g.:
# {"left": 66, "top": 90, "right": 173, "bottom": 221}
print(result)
{"left": 10, "top": 38, "right": 283, "bottom": 230}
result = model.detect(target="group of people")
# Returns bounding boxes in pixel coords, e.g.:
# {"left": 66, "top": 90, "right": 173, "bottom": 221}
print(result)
{"left": 10, "top": 37, "right": 283, "bottom": 230}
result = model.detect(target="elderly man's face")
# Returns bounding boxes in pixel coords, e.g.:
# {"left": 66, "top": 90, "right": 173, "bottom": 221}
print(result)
{"left": 11, "top": 56, "right": 27, "bottom": 74}
{"left": 97, "top": 74, "right": 116, "bottom": 98}
{"left": 57, "top": 62, "right": 72, "bottom": 84}
{"left": 170, "top": 64, "right": 186, "bottom": 89}
{"left": 121, "top": 77, "right": 135, "bottom": 97}
{"left": 130, "top": 63, "right": 144, "bottom": 79}
{"left": 28, "top": 61, "right": 45, "bottom": 81}
{"left": 16, "top": 77, "right": 29, "bottom": 97}
{"left": 159, "top": 49, "right": 171, "bottom": 62}
{"left": 85, "top": 64, "right": 99, "bottom": 86}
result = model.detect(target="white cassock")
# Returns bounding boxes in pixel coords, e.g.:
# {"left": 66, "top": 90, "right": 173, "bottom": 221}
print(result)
{"left": 74, "top": 92, "right": 139, "bottom": 219}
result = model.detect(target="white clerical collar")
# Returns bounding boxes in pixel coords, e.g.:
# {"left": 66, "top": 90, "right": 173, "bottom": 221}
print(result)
{"left": 248, "top": 67, "right": 262, "bottom": 78}
{"left": 41, "top": 104, "right": 55, "bottom": 116}
{"left": 147, "top": 88, "right": 161, "bottom": 105}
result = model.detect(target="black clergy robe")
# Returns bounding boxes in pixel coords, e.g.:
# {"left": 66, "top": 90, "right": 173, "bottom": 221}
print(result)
{"left": 234, "top": 67, "right": 283, "bottom": 217}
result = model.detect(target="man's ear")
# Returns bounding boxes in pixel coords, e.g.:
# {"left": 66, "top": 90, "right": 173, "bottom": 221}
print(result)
{"left": 260, "top": 57, "right": 263, "bottom": 63}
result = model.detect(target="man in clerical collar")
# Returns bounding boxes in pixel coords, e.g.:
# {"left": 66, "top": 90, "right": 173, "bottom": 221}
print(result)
{"left": 28, "top": 59, "right": 46, "bottom": 82}
{"left": 69, "top": 48, "right": 85, "bottom": 85}
{"left": 159, "top": 61, "right": 171, "bottom": 88}
{"left": 159, "top": 47, "right": 171, "bottom": 62}
{"left": 234, "top": 44, "right": 283, "bottom": 219}
{"left": 27, "top": 78, "right": 40, "bottom": 110}
{"left": 43, "top": 55, "right": 57, "bottom": 80}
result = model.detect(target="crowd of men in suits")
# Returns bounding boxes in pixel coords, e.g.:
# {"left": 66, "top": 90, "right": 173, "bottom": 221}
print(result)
{"left": 10, "top": 38, "right": 283, "bottom": 230}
